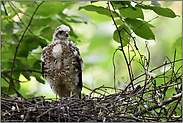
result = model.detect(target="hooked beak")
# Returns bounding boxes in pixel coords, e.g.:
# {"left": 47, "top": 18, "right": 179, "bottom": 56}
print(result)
{"left": 65, "top": 31, "right": 69, "bottom": 37}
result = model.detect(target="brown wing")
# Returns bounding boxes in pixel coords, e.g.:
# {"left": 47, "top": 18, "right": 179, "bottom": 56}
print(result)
{"left": 70, "top": 43, "right": 83, "bottom": 98}
{"left": 42, "top": 61, "right": 45, "bottom": 78}
{"left": 41, "top": 47, "right": 47, "bottom": 78}
{"left": 75, "top": 50, "right": 83, "bottom": 98}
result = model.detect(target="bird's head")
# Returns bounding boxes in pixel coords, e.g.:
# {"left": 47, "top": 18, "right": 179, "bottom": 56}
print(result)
{"left": 52, "top": 25, "right": 70, "bottom": 42}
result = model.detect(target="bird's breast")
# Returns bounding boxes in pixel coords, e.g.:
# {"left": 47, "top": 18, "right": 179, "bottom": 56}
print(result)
{"left": 52, "top": 43, "right": 62, "bottom": 59}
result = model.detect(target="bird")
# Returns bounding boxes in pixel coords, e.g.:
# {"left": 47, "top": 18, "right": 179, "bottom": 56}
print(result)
{"left": 41, "top": 24, "right": 84, "bottom": 99}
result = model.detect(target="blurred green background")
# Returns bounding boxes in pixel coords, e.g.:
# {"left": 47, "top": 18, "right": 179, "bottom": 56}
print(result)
{"left": 1, "top": 1, "right": 182, "bottom": 98}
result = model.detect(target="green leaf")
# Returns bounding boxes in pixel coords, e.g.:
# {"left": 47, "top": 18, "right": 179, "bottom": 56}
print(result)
{"left": 4, "top": 22, "right": 23, "bottom": 34}
{"left": 172, "top": 37, "right": 182, "bottom": 59}
{"left": 151, "top": 7, "right": 176, "bottom": 18}
{"left": 141, "top": 20, "right": 155, "bottom": 28}
{"left": 16, "top": 1, "right": 34, "bottom": 5}
{"left": 1, "top": 44, "right": 16, "bottom": 64}
{"left": 31, "top": 18, "right": 52, "bottom": 28}
{"left": 13, "top": 72, "right": 20, "bottom": 80}
{"left": 135, "top": 4, "right": 152, "bottom": 10}
{"left": 35, "top": 1, "right": 66, "bottom": 16}
{"left": 113, "top": 24, "right": 131, "bottom": 46}
{"left": 1, "top": 87, "right": 8, "bottom": 93}
{"left": 33, "top": 60, "right": 41, "bottom": 69}
{"left": 135, "top": 4, "right": 176, "bottom": 18}
{"left": 114, "top": 19, "right": 123, "bottom": 26}
{"left": 91, "top": 1, "right": 98, "bottom": 4}
{"left": 119, "top": 7, "right": 144, "bottom": 19}
{"left": 125, "top": 18, "right": 155, "bottom": 40}
{"left": 22, "top": 72, "right": 31, "bottom": 81}
{"left": 67, "top": 15, "right": 88, "bottom": 24}
{"left": 17, "top": 45, "right": 29, "bottom": 57}
{"left": 34, "top": 74, "right": 45, "bottom": 84}
{"left": 8, "top": 81, "right": 21, "bottom": 95}
{"left": 111, "top": 1, "right": 131, "bottom": 8}
{"left": 17, "top": 36, "right": 42, "bottom": 57}
{"left": 111, "top": 1, "right": 126, "bottom": 8}
{"left": 78, "top": 5, "right": 117, "bottom": 18}
{"left": 37, "top": 38, "right": 48, "bottom": 48}
{"left": 14, "top": 59, "right": 31, "bottom": 80}
{"left": 40, "top": 27, "right": 54, "bottom": 41}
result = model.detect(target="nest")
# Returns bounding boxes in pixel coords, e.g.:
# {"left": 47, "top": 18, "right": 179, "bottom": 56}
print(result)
{"left": 1, "top": 75, "right": 182, "bottom": 122}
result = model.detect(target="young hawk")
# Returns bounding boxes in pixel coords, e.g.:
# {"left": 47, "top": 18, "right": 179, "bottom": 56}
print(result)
{"left": 41, "top": 25, "right": 84, "bottom": 99}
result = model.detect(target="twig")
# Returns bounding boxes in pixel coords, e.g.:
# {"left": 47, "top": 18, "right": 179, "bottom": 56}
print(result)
{"left": 112, "top": 47, "right": 121, "bottom": 92}
{"left": 7, "top": 1, "right": 44, "bottom": 95}
{"left": 83, "top": 85, "right": 102, "bottom": 95}
{"left": 1, "top": 75, "right": 24, "bottom": 97}
{"left": 2, "top": 1, "right": 8, "bottom": 16}
{"left": 107, "top": 1, "right": 134, "bottom": 90}
{"left": 36, "top": 99, "right": 78, "bottom": 121}
{"left": 2, "top": 69, "right": 42, "bottom": 74}
{"left": 166, "top": 91, "right": 182, "bottom": 121}
{"left": 134, "top": 93, "right": 182, "bottom": 116}
{"left": 88, "top": 85, "right": 105, "bottom": 99}
{"left": 130, "top": 16, "right": 159, "bottom": 36}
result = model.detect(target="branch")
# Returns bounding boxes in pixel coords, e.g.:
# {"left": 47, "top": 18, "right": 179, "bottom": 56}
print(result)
{"left": 83, "top": 85, "right": 102, "bottom": 95}
{"left": 112, "top": 47, "right": 121, "bottom": 92}
{"left": 88, "top": 85, "right": 105, "bottom": 99}
{"left": 167, "top": 93, "right": 182, "bottom": 121}
{"left": 3, "top": 69, "right": 42, "bottom": 74}
{"left": 8, "top": 1, "right": 44, "bottom": 95}
{"left": 107, "top": 1, "right": 134, "bottom": 90}
{"left": 134, "top": 93, "right": 182, "bottom": 116}
{"left": 1, "top": 75, "right": 23, "bottom": 97}
{"left": 2, "top": 1, "right": 8, "bottom": 16}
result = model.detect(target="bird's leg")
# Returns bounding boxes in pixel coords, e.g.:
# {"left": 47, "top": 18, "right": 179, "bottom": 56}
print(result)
{"left": 70, "top": 91, "right": 73, "bottom": 97}
{"left": 56, "top": 93, "right": 58, "bottom": 101}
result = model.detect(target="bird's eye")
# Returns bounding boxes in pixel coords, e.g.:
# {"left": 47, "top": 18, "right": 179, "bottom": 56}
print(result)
{"left": 58, "top": 31, "right": 64, "bottom": 34}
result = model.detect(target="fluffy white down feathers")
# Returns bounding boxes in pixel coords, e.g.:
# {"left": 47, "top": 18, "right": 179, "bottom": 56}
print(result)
{"left": 41, "top": 25, "right": 83, "bottom": 99}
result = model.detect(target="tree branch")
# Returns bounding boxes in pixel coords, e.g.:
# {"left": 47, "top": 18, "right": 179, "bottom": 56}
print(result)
{"left": 8, "top": 1, "right": 44, "bottom": 95}
{"left": 107, "top": 1, "right": 134, "bottom": 90}
{"left": 134, "top": 93, "right": 182, "bottom": 116}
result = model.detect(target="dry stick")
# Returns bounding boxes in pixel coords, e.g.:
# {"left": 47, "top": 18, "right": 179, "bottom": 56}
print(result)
{"left": 83, "top": 85, "right": 102, "bottom": 95}
{"left": 7, "top": 1, "right": 44, "bottom": 95}
{"left": 162, "top": 50, "right": 177, "bottom": 100}
{"left": 112, "top": 48, "right": 121, "bottom": 92}
{"left": 127, "top": 44, "right": 134, "bottom": 82}
{"left": 134, "top": 93, "right": 182, "bottom": 117}
{"left": 1, "top": 75, "right": 23, "bottom": 97}
{"left": 88, "top": 85, "right": 105, "bottom": 99}
{"left": 139, "top": 42, "right": 150, "bottom": 102}
{"left": 36, "top": 99, "right": 78, "bottom": 121}
{"left": 166, "top": 94, "right": 182, "bottom": 121}
{"left": 107, "top": 1, "right": 134, "bottom": 90}
{"left": 123, "top": 17, "right": 159, "bottom": 93}
{"left": 170, "top": 49, "right": 176, "bottom": 85}
{"left": 2, "top": 69, "right": 42, "bottom": 74}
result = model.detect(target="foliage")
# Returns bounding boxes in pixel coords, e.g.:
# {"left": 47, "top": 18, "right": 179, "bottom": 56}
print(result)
{"left": 1, "top": 1, "right": 87, "bottom": 97}
{"left": 1, "top": 1, "right": 182, "bottom": 121}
